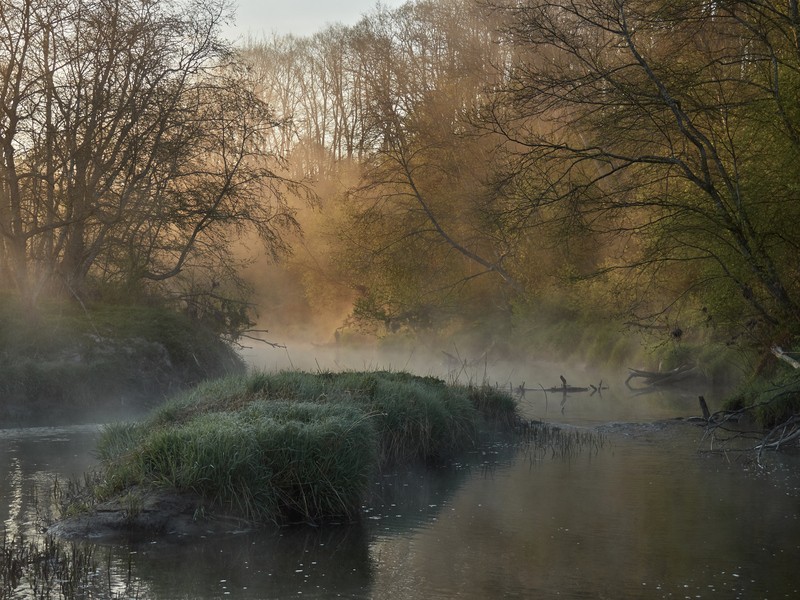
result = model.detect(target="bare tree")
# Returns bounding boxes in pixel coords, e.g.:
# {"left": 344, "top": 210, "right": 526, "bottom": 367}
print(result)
{"left": 0, "top": 0, "right": 297, "bottom": 322}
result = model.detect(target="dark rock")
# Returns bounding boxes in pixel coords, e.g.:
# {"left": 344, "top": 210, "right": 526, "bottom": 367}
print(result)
{"left": 47, "top": 487, "right": 254, "bottom": 540}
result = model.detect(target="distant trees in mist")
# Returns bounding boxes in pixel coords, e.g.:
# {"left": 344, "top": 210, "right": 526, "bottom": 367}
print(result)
{"left": 3, "top": 0, "right": 800, "bottom": 352}
{"left": 241, "top": 0, "right": 800, "bottom": 352}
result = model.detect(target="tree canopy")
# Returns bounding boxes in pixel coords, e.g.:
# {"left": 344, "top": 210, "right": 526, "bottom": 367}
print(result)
{"left": 4, "top": 0, "right": 800, "bottom": 359}
{"left": 236, "top": 0, "right": 800, "bottom": 357}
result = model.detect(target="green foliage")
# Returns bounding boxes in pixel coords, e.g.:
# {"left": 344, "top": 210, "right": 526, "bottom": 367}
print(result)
{"left": 657, "top": 344, "right": 697, "bottom": 372}
{"left": 130, "top": 370, "right": 511, "bottom": 463}
{"left": 125, "top": 402, "right": 375, "bottom": 523}
{"left": 725, "top": 367, "right": 800, "bottom": 429}
{"left": 509, "top": 295, "right": 642, "bottom": 369}
{"left": 467, "top": 385, "right": 519, "bottom": 428}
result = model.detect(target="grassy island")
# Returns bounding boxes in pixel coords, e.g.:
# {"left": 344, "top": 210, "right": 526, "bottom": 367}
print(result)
{"left": 62, "top": 371, "right": 518, "bottom": 530}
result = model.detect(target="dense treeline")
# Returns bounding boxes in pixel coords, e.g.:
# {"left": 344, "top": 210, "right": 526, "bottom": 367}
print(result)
{"left": 3, "top": 0, "right": 800, "bottom": 374}
{"left": 237, "top": 0, "right": 800, "bottom": 367}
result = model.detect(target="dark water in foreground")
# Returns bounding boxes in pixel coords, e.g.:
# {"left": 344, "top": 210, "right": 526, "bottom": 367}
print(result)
{"left": 2, "top": 389, "right": 800, "bottom": 599}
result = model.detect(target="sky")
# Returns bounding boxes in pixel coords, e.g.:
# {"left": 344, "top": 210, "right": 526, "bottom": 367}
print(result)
{"left": 226, "top": 0, "right": 405, "bottom": 40}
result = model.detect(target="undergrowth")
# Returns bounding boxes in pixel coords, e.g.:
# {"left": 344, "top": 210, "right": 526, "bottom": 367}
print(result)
{"left": 725, "top": 367, "right": 800, "bottom": 428}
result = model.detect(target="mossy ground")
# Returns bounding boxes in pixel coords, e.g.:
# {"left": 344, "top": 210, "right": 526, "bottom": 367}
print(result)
{"left": 0, "top": 298, "right": 244, "bottom": 423}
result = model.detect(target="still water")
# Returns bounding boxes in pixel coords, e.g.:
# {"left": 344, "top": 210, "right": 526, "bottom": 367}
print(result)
{"left": 2, "top": 387, "right": 800, "bottom": 599}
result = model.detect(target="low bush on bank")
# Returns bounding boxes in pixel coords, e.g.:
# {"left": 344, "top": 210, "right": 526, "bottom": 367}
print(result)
{"left": 0, "top": 299, "right": 244, "bottom": 422}
{"left": 724, "top": 367, "right": 800, "bottom": 428}
{"left": 91, "top": 370, "right": 518, "bottom": 525}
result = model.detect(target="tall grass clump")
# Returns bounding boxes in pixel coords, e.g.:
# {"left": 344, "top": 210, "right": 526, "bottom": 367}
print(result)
{"left": 90, "top": 370, "right": 518, "bottom": 526}
{"left": 351, "top": 375, "right": 480, "bottom": 464}
{"left": 724, "top": 368, "right": 800, "bottom": 428}
{"left": 466, "top": 385, "right": 519, "bottom": 428}
{"left": 101, "top": 401, "right": 376, "bottom": 524}
{"left": 129, "top": 370, "right": 517, "bottom": 465}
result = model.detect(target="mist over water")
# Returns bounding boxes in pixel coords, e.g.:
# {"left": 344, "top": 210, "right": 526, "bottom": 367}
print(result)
{"left": 0, "top": 305, "right": 781, "bottom": 600}
{"left": 238, "top": 336, "right": 724, "bottom": 427}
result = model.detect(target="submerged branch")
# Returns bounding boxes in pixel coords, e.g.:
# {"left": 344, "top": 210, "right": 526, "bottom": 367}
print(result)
{"left": 695, "top": 392, "right": 800, "bottom": 464}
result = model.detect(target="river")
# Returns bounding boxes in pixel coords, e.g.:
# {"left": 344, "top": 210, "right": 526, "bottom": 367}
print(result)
{"left": 2, "top": 382, "right": 799, "bottom": 599}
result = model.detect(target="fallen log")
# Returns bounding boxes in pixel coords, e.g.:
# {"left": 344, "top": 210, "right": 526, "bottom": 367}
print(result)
{"left": 625, "top": 364, "right": 696, "bottom": 388}
{"left": 514, "top": 375, "right": 607, "bottom": 398}
{"left": 543, "top": 385, "right": 590, "bottom": 393}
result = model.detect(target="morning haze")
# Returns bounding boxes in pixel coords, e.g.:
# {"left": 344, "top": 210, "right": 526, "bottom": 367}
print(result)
{"left": 2, "top": 1, "right": 799, "bottom": 598}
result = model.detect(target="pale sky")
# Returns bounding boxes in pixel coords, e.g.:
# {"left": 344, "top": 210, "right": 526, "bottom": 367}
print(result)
{"left": 226, "top": 0, "right": 405, "bottom": 40}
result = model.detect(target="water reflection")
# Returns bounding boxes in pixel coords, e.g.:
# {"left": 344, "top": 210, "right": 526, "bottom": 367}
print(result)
{"left": 4, "top": 456, "right": 23, "bottom": 537}
{"left": 369, "top": 425, "right": 800, "bottom": 599}
{"left": 0, "top": 425, "right": 100, "bottom": 534}
{"left": 103, "top": 525, "right": 375, "bottom": 599}
{"left": 2, "top": 414, "right": 800, "bottom": 599}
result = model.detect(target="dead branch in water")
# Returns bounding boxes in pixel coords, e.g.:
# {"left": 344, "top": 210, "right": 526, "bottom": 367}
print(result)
{"left": 625, "top": 364, "right": 696, "bottom": 388}
{"left": 694, "top": 392, "right": 800, "bottom": 467}
{"left": 756, "top": 415, "right": 800, "bottom": 453}
{"left": 513, "top": 376, "right": 608, "bottom": 403}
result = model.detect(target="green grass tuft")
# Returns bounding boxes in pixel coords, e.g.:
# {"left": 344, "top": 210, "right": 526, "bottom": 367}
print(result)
{"left": 131, "top": 401, "right": 375, "bottom": 523}
{"left": 725, "top": 367, "right": 800, "bottom": 428}
{"left": 94, "top": 370, "right": 518, "bottom": 525}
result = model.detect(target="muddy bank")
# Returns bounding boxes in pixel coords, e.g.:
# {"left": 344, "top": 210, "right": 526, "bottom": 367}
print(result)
{"left": 47, "top": 487, "right": 255, "bottom": 540}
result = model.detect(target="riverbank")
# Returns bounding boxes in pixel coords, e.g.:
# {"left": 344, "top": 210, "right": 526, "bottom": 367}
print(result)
{"left": 0, "top": 300, "right": 244, "bottom": 425}
{"left": 48, "top": 370, "right": 519, "bottom": 537}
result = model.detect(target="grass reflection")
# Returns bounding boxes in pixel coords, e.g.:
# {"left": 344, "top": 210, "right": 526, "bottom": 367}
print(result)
{"left": 1, "top": 531, "right": 145, "bottom": 599}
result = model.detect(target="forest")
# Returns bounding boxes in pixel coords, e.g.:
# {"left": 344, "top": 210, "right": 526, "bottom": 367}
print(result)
{"left": 3, "top": 0, "right": 800, "bottom": 404}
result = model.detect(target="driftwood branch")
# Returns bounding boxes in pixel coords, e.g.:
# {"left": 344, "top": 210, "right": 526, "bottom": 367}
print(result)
{"left": 694, "top": 392, "right": 800, "bottom": 465}
{"left": 756, "top": 415, "right": 800, "bottom": 453}
{"left": 771, "top": 345, "right": 800, "bottom": 369}
{"left": 625, "top": 364, "right": 696, "bottom": 388}
{"left": 699, "top": 396, "right": 711, "bottom": 421}
{"left": 514, "top": 376, "right": 607, "bottom": 399}
{"left": 239, "top": 329, "right": 287, "bottom": 349}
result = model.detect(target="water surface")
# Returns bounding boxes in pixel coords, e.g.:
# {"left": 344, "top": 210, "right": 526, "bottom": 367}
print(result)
{"left": 2, "top": 387, "right": 799, "bottom": 599}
